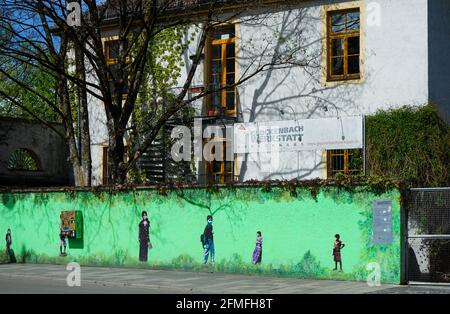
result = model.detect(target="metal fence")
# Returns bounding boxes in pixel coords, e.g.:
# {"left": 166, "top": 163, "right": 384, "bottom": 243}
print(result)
{"left": 407, "top": 188, "right": 450, "bottom": 284}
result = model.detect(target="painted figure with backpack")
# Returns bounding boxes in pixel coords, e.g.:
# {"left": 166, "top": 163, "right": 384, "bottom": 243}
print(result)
{"left": 201, "top": 215, "right": 215, "bottom": 266}
{"left": 5, "top": 228, "right": 16, "bottom": 263}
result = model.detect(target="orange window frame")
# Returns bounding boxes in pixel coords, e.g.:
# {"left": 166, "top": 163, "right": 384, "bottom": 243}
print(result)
{"left": 209, "top": 36, "right": 237, "bottom": 117}
{"left": 104, "top": 39, "right": 130, "bottom": 96}
{"left": 105, "top": 40, "right": 119, "bottom": 65}
{"left": 327, "top": 9, "right": 360, "bottom": 81}
{"left": 327, "top": 149, "right": 364, "bottom": 178}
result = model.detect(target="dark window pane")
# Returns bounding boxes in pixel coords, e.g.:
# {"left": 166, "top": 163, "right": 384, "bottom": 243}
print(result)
{"left": 212, "top": 45, "right": 221, "bottom": 59}
{"left": 212, "top": 60, "right": 221, "bottom": 75}
{"left": 226, "top": 74, "right": 235, "bottom": 85}
{"left": 331, "top": 13, "right": 345, "bottom": 33}
{"left": 348, "top": 36, "right": 360, "bottom": 55}
{"left": 337, "top": 156, "right": 344, "bottom": 171}
{"left": 224, "top": 174, "right": 233, "bottom": 183}
{"left": 226, "top": 92, "right": 235, "bottom": 110}
{"left": 331, "top": 38, "right": 344, "bottom": 57}
{"left": 106, "top": 41, "right": 119, "bottom": 60}
{"left": 348, "top": 56, "right": 360, "bottom": 74}
{"left": 211, "top": 75, "right": 221, "bottom": 89}
{"left": 212, "top": 161, "right": 221, "bottom": 173}
{"left": 226, "top": 43, "right": 235, "bottom": 58}
{"left": 346, "top": 11, "right": 360, "bottom": 31}
{"left": 331, "top": 57, "right": 344, "bottom": 75}
{"left": 225, "top": 161, "right": 232, "bottom": 173}
{"left": 211, "top": 92, "right": 221, "bottom": 109}
{"left": 226, "top": 59, "right": 235, "bottom": 73}
{"left": 108, "top": 63, "right": 120, "bottom": 80}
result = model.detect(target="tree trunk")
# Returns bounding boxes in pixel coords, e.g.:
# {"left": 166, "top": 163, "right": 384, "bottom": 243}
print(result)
{"left": 108, "top": 123, "right": 127, "bottom": 184}
{"left": 75, "top": 45, "right": 92, "bottom": 186}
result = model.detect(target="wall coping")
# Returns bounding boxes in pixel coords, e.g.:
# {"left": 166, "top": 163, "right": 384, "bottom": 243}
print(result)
{"left": 0, "top": 178, "right": 405, "bottom": 194}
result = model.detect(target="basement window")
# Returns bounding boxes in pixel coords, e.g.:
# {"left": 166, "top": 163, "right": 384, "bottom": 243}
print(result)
{"left": 326, "top": 149, "right": 363, "bottom": 178}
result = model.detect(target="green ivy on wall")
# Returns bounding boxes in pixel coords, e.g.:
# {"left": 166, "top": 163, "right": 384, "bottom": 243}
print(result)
{"left": 366, "top": 104, "right": 450, "bottom": 188}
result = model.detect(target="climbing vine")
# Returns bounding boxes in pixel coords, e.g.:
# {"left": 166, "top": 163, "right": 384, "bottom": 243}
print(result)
{"left": 366, "top": 104, "right": 450, "bottom": 188}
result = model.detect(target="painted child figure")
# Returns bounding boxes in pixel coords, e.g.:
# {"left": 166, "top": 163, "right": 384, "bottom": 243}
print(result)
{"left": 252, "top": 231, "right": 263, "bottom": 265}
{"left": 332, "top": 234, "right": 345, "bottom": 272}
{"left": 5, "top": 229, "right": 12, "bottom": 261}
{"left": 59, "top": 228, "right": 67, "bottom": 256}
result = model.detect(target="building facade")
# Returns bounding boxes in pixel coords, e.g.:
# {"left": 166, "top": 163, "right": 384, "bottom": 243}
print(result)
{"left": 89, "top": 0, "right": 450, "bottom": 185}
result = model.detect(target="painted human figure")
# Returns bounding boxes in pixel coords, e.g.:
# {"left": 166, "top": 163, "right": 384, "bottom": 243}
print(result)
{"left": 5, "top": 229, "right": 12, "bottom": 260}
{"left": 252, "top": 231, "right": 263, "bottom": 265}
{"left": 203, "top": 215, "right": 215, "bottom": 265}
{"left": 59, "top": 228, "right": 67, "bottom": 256}
{"left": 138, "top": 211, "right": 151, "bottom": 262}
{"left": 333, "top": 234, "right": 345, "bottom": 272}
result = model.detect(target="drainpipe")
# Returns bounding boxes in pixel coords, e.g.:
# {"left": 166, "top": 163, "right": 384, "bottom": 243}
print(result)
{"left": 363, "top": 114, "right": 366, "bottom": 175}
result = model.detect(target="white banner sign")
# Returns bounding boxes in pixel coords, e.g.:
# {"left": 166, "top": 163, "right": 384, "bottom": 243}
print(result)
{"left": 234, "top": 116, "right": 363, "bottom": 153}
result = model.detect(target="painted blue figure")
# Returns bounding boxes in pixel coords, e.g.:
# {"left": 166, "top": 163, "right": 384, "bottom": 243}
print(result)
{"left": 203, "top": 215, "right": 215, "bottom": 265}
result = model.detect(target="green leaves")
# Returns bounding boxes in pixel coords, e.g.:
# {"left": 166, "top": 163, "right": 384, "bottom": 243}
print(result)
{"left": 0, "top": 61, "right": 57, "bottom": 122}
{"left": 366, "top": 105, "right": 450, "bottom": 187}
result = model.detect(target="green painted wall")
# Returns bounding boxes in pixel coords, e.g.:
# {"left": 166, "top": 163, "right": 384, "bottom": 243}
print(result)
{"left": 0, "top": 186, "right": 402, "bottom": 283}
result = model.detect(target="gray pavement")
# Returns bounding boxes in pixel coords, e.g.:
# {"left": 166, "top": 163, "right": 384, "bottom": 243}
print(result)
{"left": 0, "top": 264, "right": 449, "bottom": 294}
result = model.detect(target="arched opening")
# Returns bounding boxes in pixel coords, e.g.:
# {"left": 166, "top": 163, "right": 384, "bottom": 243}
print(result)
{"left": 7, "top": 148, "right": 41, "bottom": 171}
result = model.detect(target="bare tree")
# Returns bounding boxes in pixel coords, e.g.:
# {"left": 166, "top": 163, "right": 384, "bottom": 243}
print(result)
{"left": 0, "top": 0, "right": 316, "bottom": 185}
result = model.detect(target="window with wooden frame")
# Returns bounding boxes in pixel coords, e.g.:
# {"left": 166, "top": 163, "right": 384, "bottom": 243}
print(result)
{"left": 206, "top": 140, "right": 237, "bottom": 184}
{"left": 327, "top": 9, "right": 360, "bottom": 81}
{"left": 326, "top": 149, "right": 362, "bottom": 178}
{"left": 104, "top": 40, "right": 128, "bottom": 93}
{"left": 102, "top": 144, "right": 129, "bottom": 185}
{"left": 105, "top": 40, "right": 120, "bottom": 64}
{"left": 207, "top": 25, "right": 237, "bottom": 117}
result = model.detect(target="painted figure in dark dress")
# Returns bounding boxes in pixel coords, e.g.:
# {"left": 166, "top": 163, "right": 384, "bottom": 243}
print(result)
{"left": 138, "top": 211, "right": 151, "bottom": 262}
{"left": 5, "top": 229, "right": 12, "bottom": 260}
{"left": 332, "top": 234, "right": 345, "bottom": 272}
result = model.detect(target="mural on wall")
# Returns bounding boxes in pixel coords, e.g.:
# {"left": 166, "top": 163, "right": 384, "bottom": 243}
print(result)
{"left": 138, "top": 211, "right": 152, "bottom": 262}
{"left": 5, "top": 228, "right": 16, "bottom": 263}
{"left": 59, "top": 228, "right": 67, "bottom": 256}
{"left": 252, "top": 231, "right": 263, "bottom": 265}
{"left": 60, "top": 211, "right": 77, "bottom": 238}
{"left": 0, "top": 186, "right": 403, "bottom": 284}
{"left": 59, "top": 210, "right": 83, "bottom": 256}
